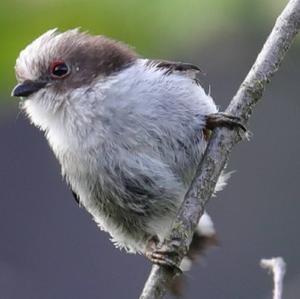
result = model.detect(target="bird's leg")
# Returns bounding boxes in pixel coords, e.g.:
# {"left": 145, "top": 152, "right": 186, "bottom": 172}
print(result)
{"left": 145, "top": 236, "right": 182, "bottom": 273}
{"left": 205, "top": 112, "right": 247, "bottom": 132}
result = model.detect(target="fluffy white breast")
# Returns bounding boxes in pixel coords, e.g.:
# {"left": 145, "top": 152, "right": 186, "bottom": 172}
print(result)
{"left": 22, "top": 98, "right": 73, "bottom": 156}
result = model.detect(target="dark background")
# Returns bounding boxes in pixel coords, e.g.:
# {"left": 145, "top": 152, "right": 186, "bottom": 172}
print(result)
{"left": 0, "top": 1, "right": 299, "bottom": 298}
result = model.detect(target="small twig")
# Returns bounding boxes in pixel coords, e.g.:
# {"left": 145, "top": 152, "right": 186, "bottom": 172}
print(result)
{"left": 139, "top": 1, "right": 300, "bottom": 298}
{"left": 261, "top": 257, "right": 287, "bottom": 299}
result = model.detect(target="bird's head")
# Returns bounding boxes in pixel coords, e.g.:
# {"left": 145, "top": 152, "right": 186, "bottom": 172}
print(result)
{"left": 12, "top": 29, "right": 137, "bottom": 114}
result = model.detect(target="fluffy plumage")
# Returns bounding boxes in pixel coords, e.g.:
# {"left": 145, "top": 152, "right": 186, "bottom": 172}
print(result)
{"left": 14, "top": 29, "right": 223, "bottom": 254}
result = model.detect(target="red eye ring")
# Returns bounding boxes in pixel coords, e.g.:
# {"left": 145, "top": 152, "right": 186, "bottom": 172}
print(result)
{"left": 50, "top": 60, "right": 70, "bottom": 79}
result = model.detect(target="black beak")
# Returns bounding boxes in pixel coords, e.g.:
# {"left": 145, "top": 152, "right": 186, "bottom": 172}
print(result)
{"left": 12, "top": 80, "right": 47, "bottom": 97}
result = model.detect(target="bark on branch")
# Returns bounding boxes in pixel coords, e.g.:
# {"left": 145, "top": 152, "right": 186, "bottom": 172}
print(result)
{"left": 139, "top": 0, "right": 300, "bottom": 298}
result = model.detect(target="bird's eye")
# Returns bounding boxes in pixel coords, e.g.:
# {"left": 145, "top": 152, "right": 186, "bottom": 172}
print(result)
{"left": 50, "top": 61, "right": 70, "bottom": 79}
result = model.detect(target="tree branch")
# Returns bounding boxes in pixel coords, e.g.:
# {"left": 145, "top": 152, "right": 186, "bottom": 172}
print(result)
{"left": 139, "top": 1, "right": 300, "bottom": 298}
{"left": 261, "top": 257, "right": 287, "bottom": 299}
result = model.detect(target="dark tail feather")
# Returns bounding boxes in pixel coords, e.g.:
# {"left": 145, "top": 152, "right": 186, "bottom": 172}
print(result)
{"left": 169, "top": 213, "right": 219, "bottom": 297}
{"left": 187, "top": 231, "right": 219, "bottom": 262}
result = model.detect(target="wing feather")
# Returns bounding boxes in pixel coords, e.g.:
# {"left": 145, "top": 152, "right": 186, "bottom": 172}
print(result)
{"left": 146, "top": 59, "right": 203, "bottom": 82}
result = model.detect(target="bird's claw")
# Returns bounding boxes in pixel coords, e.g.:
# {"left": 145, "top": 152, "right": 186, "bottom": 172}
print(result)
{"left": 145, "top": 237, "right": 182, "bottom": 273}
{"left": 145, "top": 249, "right": 182, "bottom": 273}
{"left": 205, "top": 112, "right": 247, "bottom": 132}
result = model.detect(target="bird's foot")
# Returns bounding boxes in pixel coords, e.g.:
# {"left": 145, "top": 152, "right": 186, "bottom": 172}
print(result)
{"left": 205, "top": 112, "right": 247, "bottom": 132}
{"left": 145, "top": 236, "right": 182, "bottom": 273}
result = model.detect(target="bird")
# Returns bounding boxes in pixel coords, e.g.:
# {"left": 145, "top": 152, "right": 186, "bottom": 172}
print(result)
{"left": 12, "top": 29, "right": 244, "bottom": 270}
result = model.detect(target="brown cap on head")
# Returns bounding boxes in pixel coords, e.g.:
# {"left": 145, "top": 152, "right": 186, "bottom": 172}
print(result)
{"left": 15, "top": 29, "right": 138, "bottom": 92}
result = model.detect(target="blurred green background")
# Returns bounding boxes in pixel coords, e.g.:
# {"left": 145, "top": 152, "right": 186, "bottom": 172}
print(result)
{"left": 1, "top": 1, "right": 300, "bottom": 299}
{"left": 0, "top": 0, "right": 287, "bottom": 102}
